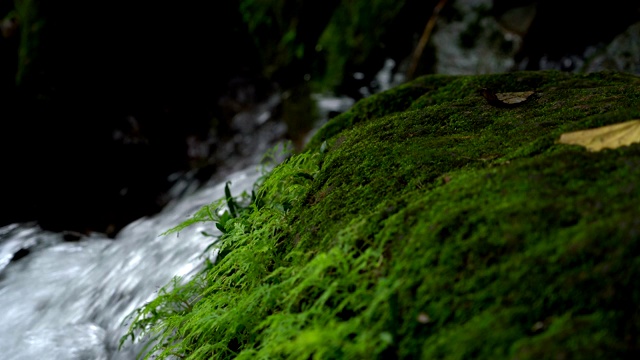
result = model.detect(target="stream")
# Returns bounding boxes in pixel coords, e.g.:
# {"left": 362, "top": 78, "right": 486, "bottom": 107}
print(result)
{"left": 0, "top": 61, "right": 399, "bottom": 359}
{"left": 0, "top": 92, "right": 356, "bottom": 360}
{"left": 0, "top": 167, "right": 262, "bottom": 360}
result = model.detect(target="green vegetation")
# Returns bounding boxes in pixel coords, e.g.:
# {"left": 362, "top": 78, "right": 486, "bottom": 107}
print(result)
{"left": 11, "top": 0, "right": 45, "bottom": 87}
{"left": 121, "top": 70, "right": 640, "bottom": 359}
{"left": 238, "top": 0, "right": 421, "bottom": 92}
{"left": 316, "top": 0, "right": 407, "bottom": 90}
{"left": 235, "top": 0, "right": 419, "bottom": 145}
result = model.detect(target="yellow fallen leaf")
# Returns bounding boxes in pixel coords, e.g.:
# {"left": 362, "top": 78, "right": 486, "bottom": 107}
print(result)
{"left": 557, "top": 119, "right": 640, "bottom": 151}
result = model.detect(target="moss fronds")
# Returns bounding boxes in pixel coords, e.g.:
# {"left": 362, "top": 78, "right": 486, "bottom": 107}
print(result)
{"left": 122, "top": 70, "right": 640, "bottom": 359}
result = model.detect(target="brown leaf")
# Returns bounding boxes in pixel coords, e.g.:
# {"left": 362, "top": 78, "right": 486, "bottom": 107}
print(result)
{"left": 557, "top": 119, "right": 640, "bottom": 151}
{"left": 481, "top": 88, "right": 535, "bottom": 108}
{"left": 496, "top": 91, "right": 535, "bottom": 104}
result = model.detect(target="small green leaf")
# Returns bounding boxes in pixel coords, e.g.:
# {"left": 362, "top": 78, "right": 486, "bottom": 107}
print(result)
{"left": 225, "top": 181, "right": 238, "bottom": 218}
{"left": 219, "top": 211, "right": 231, "bottom": 225}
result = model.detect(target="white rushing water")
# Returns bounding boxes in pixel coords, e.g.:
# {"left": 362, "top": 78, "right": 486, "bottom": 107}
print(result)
{"left": 0, "top": 82, "right": 367, "bottom": 360}
{"left": 0, "top": 167, "right": 262, "bottom": 360}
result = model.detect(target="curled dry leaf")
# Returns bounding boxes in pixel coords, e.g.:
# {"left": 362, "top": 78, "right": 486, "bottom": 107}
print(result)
{"left": 481, "top": 88, "right": 535, "bottom": 108}
{"left": 496, "top": 91, "right": 535, "bottom": 104}
{"left": 557, "top": 119, "right": 640, "bottom": 152}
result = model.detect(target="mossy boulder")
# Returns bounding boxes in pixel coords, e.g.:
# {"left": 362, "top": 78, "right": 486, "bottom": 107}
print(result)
{"left": 124, "top": 70, "right": 640, "bottom": 359}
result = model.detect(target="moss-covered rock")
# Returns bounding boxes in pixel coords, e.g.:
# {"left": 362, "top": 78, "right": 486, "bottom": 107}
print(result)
{"left": 123, "top": 70, "right": 640, "bottom": 359}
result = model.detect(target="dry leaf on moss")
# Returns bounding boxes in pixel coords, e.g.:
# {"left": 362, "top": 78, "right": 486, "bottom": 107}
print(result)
{"left": 557, "top": 119, "right": 640, "bottom": 151}
{"left": 496, "top": 91, "right": 535, "bottom": 104}
{"left": 481, "top": 88, "right": 535, "bottom": 108}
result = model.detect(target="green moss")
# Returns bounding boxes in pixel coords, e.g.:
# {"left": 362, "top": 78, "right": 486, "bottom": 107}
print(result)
{"left": 307, "top": 74, "right": 459, "bottom": 149}
{"left": 122, "top": 70, "right": 640, "bottom": 359}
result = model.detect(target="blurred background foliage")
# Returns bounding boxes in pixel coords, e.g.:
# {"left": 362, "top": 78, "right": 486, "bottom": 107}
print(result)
{"left": 237, "top": 0, "right": 433, "bottom": 95}
{"left": 4, "top": 0, "right": 429, "bottom": 101}
{"left": 4, "top": 0, "right": 639, "bottom": 102}
{"left": 1, "top": 0, "right": 638, "bottom": 236}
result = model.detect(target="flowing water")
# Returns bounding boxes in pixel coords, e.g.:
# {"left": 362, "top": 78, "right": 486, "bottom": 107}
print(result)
{"left": 0, "top": 70, "right": 391, "bottom": 359}
{"left": 0, "top": 168, "right": 262, "bottom": 360}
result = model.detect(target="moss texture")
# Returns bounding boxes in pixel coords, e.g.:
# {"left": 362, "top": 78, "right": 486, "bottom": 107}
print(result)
{"left": 123, "top": 70, "right": 640, "bottom": 359}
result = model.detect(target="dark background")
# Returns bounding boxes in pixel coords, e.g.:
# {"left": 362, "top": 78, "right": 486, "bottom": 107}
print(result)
{"left": 1, "top": 0, "right": 638, "bottom": 236}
